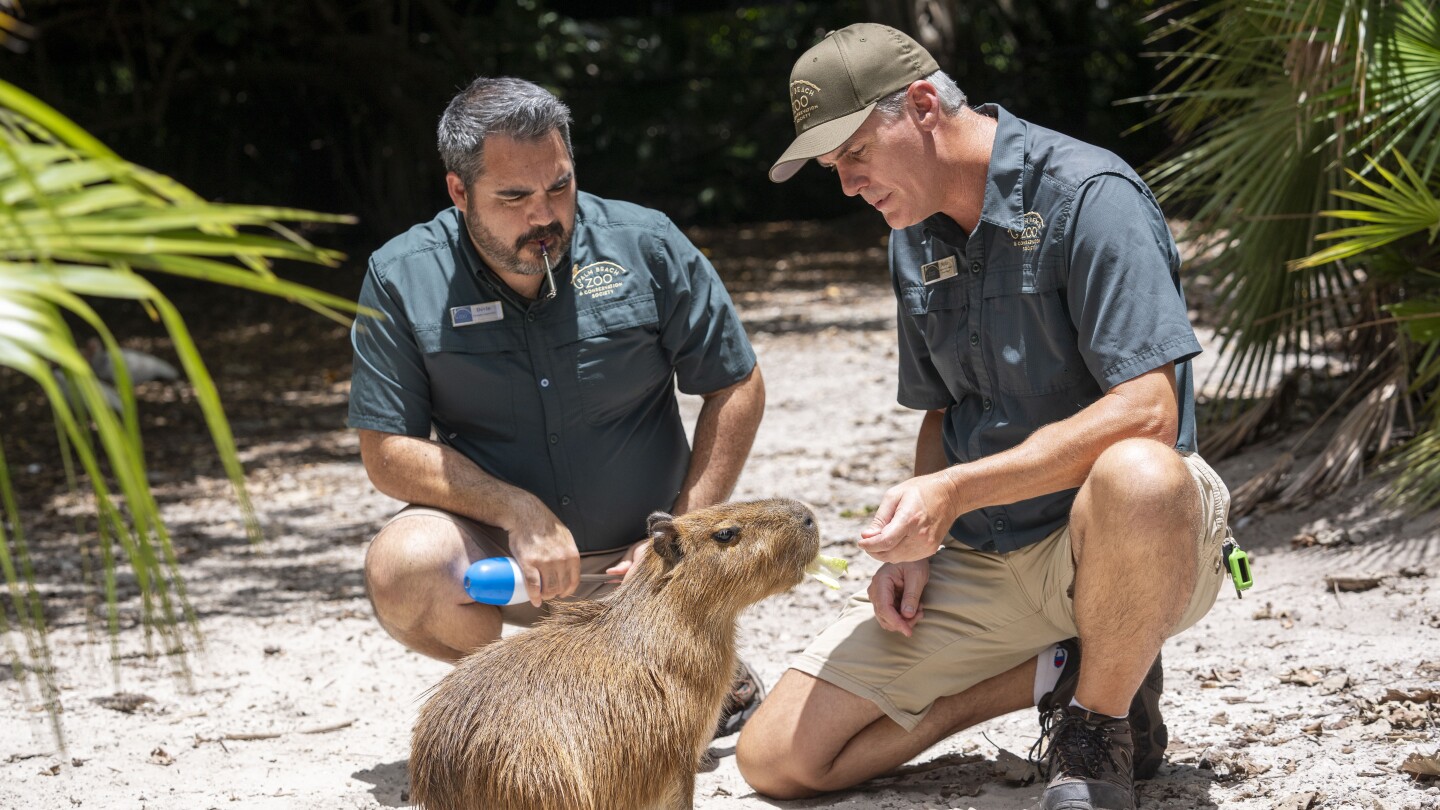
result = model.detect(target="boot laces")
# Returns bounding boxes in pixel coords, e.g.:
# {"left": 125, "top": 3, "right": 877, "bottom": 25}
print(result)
{"left": 1044, "top": 712, "right": 1121, "bottom": 780}
{"left": 1027, "top": 704, "right": 1061, "bottom": 769}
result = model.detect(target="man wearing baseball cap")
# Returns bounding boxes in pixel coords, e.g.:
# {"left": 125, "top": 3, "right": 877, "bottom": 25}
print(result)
{"left": 737, "top": 24, "right": 1233, "bottom": 810}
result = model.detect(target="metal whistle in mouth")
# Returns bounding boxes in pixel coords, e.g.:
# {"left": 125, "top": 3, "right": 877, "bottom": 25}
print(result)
{"left": 540, "top": 240, "right": 557, "bottom": 301}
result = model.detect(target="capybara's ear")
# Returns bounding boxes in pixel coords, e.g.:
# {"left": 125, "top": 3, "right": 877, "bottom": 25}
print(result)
{"left": 648, "top": 511, "right": 683, "bottom": 563}
{"left": 647, "top": 511, "right": 674, "bottom": 535}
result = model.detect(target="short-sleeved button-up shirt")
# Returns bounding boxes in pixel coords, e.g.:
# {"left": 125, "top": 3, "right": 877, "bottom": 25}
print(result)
{"left": 348, "top": 192, "right": 757, "bottom": 553}
{"left": 892, "top": 104, "right": 1202, "bottom": 554}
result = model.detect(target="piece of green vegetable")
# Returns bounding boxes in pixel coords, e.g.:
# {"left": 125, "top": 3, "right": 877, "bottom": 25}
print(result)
{"left": 805, "top": 554, "right": 849, "bottom": 589}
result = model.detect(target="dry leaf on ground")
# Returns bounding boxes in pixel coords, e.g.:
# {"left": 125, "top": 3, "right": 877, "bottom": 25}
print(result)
{"left": 1280, "top": 668, "right": 1325, "bottom": 686}
{"left": 1273, "top": 791, "right": 1319, "bottom": 810}
{"left": 1400, "top": 751, "right": 1440, "bottom": 780}
{"left": 1382, "top": 688, "right": 1438, "bottom": 703}
{"left": 1325, "top": 575, "right": 1383, "bottom": 592}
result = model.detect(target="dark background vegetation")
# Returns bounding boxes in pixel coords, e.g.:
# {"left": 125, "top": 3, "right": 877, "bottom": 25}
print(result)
{"left": 1, "top": 0, "right": 1175, "bottom": 255}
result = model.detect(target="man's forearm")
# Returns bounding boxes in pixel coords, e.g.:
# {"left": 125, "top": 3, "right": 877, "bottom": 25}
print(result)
{"left": 672, "top": 366, "right": 765, "bottom": 514}
{"left": 358, "top": 429, "right": 539, "bottom": 530}
{"left": 913, "top": 409, "right": 949, "bottom": 476}
{"left": 938, "top": 364, "right": 1180, "bottom": 516}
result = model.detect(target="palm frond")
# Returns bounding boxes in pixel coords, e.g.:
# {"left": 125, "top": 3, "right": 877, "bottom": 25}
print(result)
{"left": 1389, "top": 318, "right": 1440, "bottom": 510}
{"left": 1140, "top": 1, "right": 1440, "bottom": 516}
{"left": 1291, "top": 150, "right": 1440, "bottom": 269}
{"left": 0, "top": 78, "right": 367, "bottom": 744}
{"left": 1229, "top": 451, "right": 1295, "bottom": 518}
{"left": 1275, "top": 365, "right": 1405, "bottom": 504}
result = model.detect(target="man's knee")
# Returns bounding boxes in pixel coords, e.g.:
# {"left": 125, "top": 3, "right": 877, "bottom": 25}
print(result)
{"left": 1087, "top": 438, "right": 1194, "bottom": 512}
{"left": 736, "top": 671, "right": 867, "bottom": 799}
{"left": 364, "top": 517, "right": 465, "bottom": 629}
{"left": 736, "top": 718, "right": 822, "bottom": 800}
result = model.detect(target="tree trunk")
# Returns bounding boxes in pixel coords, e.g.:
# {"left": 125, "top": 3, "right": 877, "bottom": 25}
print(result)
{"left": 865, "top": 0, "right": 960, "bottom": 74}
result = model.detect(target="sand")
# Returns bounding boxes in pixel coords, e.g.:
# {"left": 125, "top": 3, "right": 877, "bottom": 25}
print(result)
{"left": 3, "top": 279, "right": 1438, "bottom": 810}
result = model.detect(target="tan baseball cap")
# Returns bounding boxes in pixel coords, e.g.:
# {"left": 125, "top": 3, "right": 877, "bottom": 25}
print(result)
{"left": 769, "top": 23, "right": 940, "bottom": 183}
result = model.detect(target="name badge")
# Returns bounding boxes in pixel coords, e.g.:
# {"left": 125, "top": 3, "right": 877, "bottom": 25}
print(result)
{"left": 921, "top": 256, "right": 958, "bottom": 285}
{"left": 450, "top": 302, "right": 503, "bottom": 327}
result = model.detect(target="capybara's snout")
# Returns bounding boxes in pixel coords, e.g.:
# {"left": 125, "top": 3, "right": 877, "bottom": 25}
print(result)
{"left": 737, "top": 498, "right": 822, "bottom": 591}
{"left": 785, "top": 499, "right": 821, "bottom": 563}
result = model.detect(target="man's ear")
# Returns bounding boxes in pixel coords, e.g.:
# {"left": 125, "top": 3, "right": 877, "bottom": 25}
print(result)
{"left": 445, "top": 172, "right": 470, "bottom": 210}
{"left": 907, "top": 80, "right": 942, "bottom": 130}
{"left": 647, "top": 511, "right": 684, "bottom": 563}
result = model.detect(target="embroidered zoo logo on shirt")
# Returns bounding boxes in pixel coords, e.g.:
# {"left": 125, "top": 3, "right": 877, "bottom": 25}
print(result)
{"left": 572, "top": 261, "right": 627, "bottom": 299}
{"left": 790, "top": 80, "right": 821, "bottom": 127}
{"left": 1008, "top": 211, "right": 1045, "bottom": 252}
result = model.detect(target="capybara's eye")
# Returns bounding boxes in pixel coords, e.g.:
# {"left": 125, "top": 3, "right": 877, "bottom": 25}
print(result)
{"left": 712, "top": 526, "right": 740, "bottom": 543}
{"left": 803, "top": 516, "right": 814, "bottom": 528}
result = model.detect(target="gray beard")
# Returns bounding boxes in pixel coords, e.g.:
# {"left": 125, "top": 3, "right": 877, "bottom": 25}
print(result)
{"left": 464, "top": 207, "right": 571, "bottom": 277}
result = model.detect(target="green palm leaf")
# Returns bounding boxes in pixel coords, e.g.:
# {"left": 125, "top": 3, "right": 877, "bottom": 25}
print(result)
{"left": 1291, "top": 151, "right": 1440, "bottom": 269}
{"left": 1138, "top": 0, "right": 1440, "bottom": 511}
{"left": 0, "top": 78, "right": 370, "bottom": 745}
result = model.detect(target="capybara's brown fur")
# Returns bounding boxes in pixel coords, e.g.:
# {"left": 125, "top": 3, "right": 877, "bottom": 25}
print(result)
{"left": 408, "top": 498, "right": 820, "bottom": 810}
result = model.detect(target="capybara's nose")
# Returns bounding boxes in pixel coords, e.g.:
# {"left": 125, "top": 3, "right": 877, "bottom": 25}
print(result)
{"left": 795, "top": 500, "right": 821, "bottom": 528}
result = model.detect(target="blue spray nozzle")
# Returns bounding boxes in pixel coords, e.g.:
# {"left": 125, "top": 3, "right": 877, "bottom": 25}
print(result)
{"left": 463, "top": 557, "right": 530, "bottom": 606}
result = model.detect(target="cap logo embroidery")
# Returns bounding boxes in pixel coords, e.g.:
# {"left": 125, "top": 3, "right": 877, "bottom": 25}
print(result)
{"left": 790, "top": 80, "right": 820, "bottom": 127}
{"left": 1008, "top": 211, "right": 1045, "bottom": 252}
{"left": 572, "top": 260, "right": 627, "bottom": 299}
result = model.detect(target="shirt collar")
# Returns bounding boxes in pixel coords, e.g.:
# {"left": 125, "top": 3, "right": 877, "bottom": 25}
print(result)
{"left": 976, "top": 103, "right": 1028, "bottom": 232}
{"left": 919, "top": 103, "right": 1028, "bottom": 244}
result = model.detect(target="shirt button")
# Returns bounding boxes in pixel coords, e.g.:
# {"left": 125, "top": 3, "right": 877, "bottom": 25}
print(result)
{"left": 540, "top": 378, "right": 550, "bottom": 388}
{"left": 548, "top": 433, "right": 558, "bottom": 445}
{"left": 994, "top": 518, "right": 1007, "bottom": 532}
{"left": 560, "top": 495, "right": 571, "bottom": 506}
{"left": 982, "top": 398, "right": 992, "bottom": 411}
{"left": 527, "top": 313, "right": 536, "bottom": 322}
{"left": 969, "top": 332, "right": 979, "bottom": 347}
{"left": 970, "top": 261, "right": 981, "bottom": 274}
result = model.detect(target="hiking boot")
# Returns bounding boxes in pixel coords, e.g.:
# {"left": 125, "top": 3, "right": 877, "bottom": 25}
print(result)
{"left": 714, "top": 659, "right": 765, "bottom": 738}
{"left": 1038, "top": 640, "right": 1167, "bottom": 780}
{"left": 1040, "top": 705, "right": 1136, "bottom": 810}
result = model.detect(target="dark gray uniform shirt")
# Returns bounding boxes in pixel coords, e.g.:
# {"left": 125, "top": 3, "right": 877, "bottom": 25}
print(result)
{"left": 348, "top": 192, "right": 756, "bottom": 553}
{"left": 892, "top": 104, "right": 1201, "bottom": 553}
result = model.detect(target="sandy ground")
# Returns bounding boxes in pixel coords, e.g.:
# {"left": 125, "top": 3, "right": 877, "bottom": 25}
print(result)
{"left": 4, "top": 277, "right": 1440, "bottom": 810}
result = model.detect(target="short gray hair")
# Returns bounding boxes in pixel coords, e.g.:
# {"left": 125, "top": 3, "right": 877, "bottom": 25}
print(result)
{"left": 873, "top": 70, "right": 967, "bottom": 120}
{"left": 437, "top": 77, "right": 575, "bottom": 187}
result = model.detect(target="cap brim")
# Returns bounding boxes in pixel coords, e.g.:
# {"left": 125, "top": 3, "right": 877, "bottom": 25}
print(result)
{"left": 768, "top": 103, "right": 877, "bottom": 183}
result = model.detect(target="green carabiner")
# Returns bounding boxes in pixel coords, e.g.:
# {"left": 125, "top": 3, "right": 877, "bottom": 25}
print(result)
{"left": 1222, "top": 540, "right": 1253, "bottom": 598}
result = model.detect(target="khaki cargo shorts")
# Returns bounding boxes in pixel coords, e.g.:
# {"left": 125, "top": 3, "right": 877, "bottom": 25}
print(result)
{"left": 791, "top": 451, "right": 1231, "bottom": 731}
{"left": 379, "top": 506, "right": 627, "bottom": 627}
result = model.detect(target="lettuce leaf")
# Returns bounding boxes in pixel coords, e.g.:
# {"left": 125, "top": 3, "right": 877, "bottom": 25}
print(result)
{"left": 804, "top": 554, "right": 849, "bottom": 589}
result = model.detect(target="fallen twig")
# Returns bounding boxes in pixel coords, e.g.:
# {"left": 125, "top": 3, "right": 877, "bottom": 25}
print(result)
{"left": 218, "top": 718, "right": 354, "bottom": 741}
{"left": 299, "top": 719, "right": 353, "bottom": 735}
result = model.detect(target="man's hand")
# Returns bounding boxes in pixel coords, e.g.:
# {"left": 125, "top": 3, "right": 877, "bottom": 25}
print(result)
{"left": 869, "top": 560, "right": 930, "bottom": 637}
{"left": 859, "top": 471, "right": 959, "bottom": 562}
{"left": 604, "top": 538, "right": 651, "bottom": 582}
{"left": 504, "top": 498, "right": 581, "bottom": 607}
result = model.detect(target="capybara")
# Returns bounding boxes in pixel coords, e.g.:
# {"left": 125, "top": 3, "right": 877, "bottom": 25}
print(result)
{"left": 409, "top": 498, "right": 821, "bottom": 810}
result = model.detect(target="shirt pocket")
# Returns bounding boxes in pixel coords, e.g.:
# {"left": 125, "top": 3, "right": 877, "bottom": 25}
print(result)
{"left": 416, "top": 324, "right": 524, "bottom": 443}
{"left": 981, "top": 267, "right": 1089, "bottom": 397}
{"left": 901, "top": 280, "right": 977, "bottom": 396}
{"left": 572, "top": 294, "right": 671, "bottom": 425}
